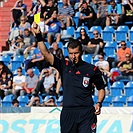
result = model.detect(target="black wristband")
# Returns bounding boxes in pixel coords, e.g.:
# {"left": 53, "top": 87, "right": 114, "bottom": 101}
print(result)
{"left": 96, "top": 102, "right": 102, "bottom": 107}
{"left": 36, "top": 33, "right": 43, "bottom": 42}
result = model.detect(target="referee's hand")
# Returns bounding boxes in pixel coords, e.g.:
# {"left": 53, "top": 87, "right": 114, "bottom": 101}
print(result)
{"left": 32, "top": 22, "right": 41, "bottom": 35}
{"left": 94, "top": 103, "right": 101, "bottom": 115}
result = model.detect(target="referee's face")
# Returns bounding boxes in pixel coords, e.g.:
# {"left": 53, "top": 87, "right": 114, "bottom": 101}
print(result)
{"left": 68, "top": 46, "right": 81, "bottom": 64}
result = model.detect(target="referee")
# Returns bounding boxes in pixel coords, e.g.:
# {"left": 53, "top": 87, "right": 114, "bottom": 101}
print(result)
{"left": 32, "top": 23, "right": 105, "bottom": 133}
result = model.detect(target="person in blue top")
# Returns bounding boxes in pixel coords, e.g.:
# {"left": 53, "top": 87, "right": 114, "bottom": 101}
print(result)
{"left": 106, "top": 0, "right": 124, "bottom": 26}
{"left": 32, "top": 23, "right": 105, "bottom": 133}
{"left": 44, "top": 13, "right": 65, "bottom": 45}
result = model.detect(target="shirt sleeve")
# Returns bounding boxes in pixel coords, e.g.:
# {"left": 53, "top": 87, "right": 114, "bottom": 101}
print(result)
{"left": 91, "top": 67, "right": 106, "bottom": 90}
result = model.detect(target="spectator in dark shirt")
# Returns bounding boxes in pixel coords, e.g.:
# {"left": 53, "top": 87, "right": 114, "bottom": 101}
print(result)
{"left": 0, "top": 61, "right": 13, "bottom": 79}
{"left": 42, "top": 0, "right": 57, "bottom": 20}
{"left": 78, "top": 1, "right": 95, "bottom": 28}
{"left": 49, "top": 42, "right": 64, "bottom": 59}
{"left": 0, "top": 71, "right": 12, "bottom": 99}
{"left": 122, "top": 0, "right": 133, "bottom": 23}
{"left": 83, "top": 30, "right": 104, "bottom": 58}
{"left": 26, "top": 0, "right": 45, "bottom": 24}
{"left": 77, "top": 28, "right": 90, "bottom": 46}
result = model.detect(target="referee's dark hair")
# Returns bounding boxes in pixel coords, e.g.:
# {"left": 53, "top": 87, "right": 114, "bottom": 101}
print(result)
{"left": 67, "top": 39, "right": 83, "bottom": 54}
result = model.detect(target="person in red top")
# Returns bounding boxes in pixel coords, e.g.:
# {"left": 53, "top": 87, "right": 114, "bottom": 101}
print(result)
{"left": 117, "top": 41, "right": 131, "bottom": 67}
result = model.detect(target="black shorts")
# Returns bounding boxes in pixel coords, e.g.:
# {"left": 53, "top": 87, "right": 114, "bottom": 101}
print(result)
{"left": 60, "top": 106, "right": 97, "bottom": 133}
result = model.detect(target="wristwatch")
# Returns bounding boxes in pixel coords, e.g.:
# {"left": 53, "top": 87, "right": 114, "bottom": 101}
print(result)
{"left": 96, "top": 102, "right": 102, "bottom": 107}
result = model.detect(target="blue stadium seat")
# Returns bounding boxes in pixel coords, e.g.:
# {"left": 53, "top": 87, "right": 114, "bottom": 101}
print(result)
{"left": 2, "top": 94, "right": 14, "bottom": 107}
{"left": 112, "top": 96, "right": 126, "bottom": 107}
{"left": 44, "top": 95, "right": 56, "bottom": 103}
{"left": 17, "top": 95, "right": 29, "bottom": 107}
{"left": 104, "top": 41, "right": 117, "bottom": 56}
{"left": 75, "top": 26, "right": 88, "bottom": 39}
{"left": 102, "top": 26, "right": 115, "bottom": 42}
{"left": 124, "top": 81, "right": 133, "bottom": 97}
{"left": 44, "top": 42, "right": 50, "bottom": 49}
{"left": 61, "top": 27, "right": 75, "bottom": 40}
{"left": 127, "top": 96, "right": 133, "bottom": 106}
{"left": 57, "top": 42, "right": 63, "bottom": 49}
{"left": 115, "top": 25, "right": 129, "bottom": 42}
{"left": 57, "top": 95, "right": 63, "bottom": 106}
{"left": 102, "top": 96, "right": 112, "bottom": 107}
{"left": 32, "top": 67, "right": 40, "bottom": 76}
{"left": 66, "top": 26, "right": 75, "bottom": 36}
{"left": 110, "top": 81, "right": 124, "bottom": 96}
{"left": 92, "top": 54, "right": 99, "bottom": 65}
{"left": 92, "top": 95, "right": 98, "bottom": 104}
{"left": 129, "top": 26, "right": 133, "bottom": 42}
{"left": 57, "top": 1, "right": 63, "bottom": 8}
{"left": 73, "top": 12, "right": 80, "bottom": 28}
{"left": 11, "top": 55, "right": 24, "bottom": 71}
{"left": 63, "top": 46, "right": 69, "bottom": 57}
{"left": 1, "top": 55, "right": 11, "bottom": 66}
{"left": 88, "top": 26, "right": 102, "bottom": 39}
{"left": 82, "top": 54, "right": 92, "bottom": 63}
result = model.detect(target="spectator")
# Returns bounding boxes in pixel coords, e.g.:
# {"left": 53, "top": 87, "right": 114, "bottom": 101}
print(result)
{"left": 49, "top": 42, "right": 64, "bottom": 59}
{"left": 117, "top": 41, "right": 131, "bottom": 67}
{"left": 23, "top": 28, "right": 36, "bottom": 58}
{"left": 14, "top": 35, "right": 25, "bottom": 55}
{"left": 106, "top": 0, "right": 124, "bottom": 26}
{"left": 58, "top": 0, "right": 74, "bottom": 27}
{"left": 27, "top": 96, "right": 42, "bottom": 106}
{"left": 93, "top": 0, "right": 108, "bottom": 29}
{"left": 44, "top": 13, "right": 65, "bottom": 45}
{"left": 34, "top": 68, "right": 55, "bottom": 96}
{"left": 23, "top": 69, "right": 38, "bottom": 95}
{"left": 44, "top": 96, "right": 56, "bottom": 106}
{"left": 7, "top": 23, "right": 20, "bottom": 46}
{"left": 89, "top": 0, "right": 100, "bottom": 14}
{"left": 95, "top": 53, "right": 111, "bottom": 94}
{"left": 42, "top": 0, "right": 57, "bottom": 20}
{"left": 77, "top": 28, "right": 90, "bottom": 46}
{"left": 78, "top": 1, "right": 95, "bottom": 28}
{"left": 83, "top": 30, "right": 104, "bottom": 58}
{"left": 115, "top": 53, "right": 133, "bottom": 81}
{"left": 122, "top": 0, "right": 133, "bottom": 24}
{"left": 19, "top": 16, "right": 31, "bottom": 36}
{"left": 12, "top": 67, "right": 26, "bottom": 98}
{"left": 0, "top": 71, "right": 12, "bottom": 99}
{"left": 26, "top": 46, "right": 49, "bottom": 72}
{"left": 26, "top": 0, "right": 45, "bottom": 24}
{"left": 0, "top": 61, "right": 13, "bottom": 79}
{"left": 12, "top": 99, "right": 19, "bottom": 107}
{"left": 11, "top": 0, "right": 27, "bottom": 26}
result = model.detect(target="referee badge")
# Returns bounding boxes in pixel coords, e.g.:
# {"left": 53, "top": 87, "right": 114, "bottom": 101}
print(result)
{"left": 83, "top": 77, "right": 90, "bottom": 87}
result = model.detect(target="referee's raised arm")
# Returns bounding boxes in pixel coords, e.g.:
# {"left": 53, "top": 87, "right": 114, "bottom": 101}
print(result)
{"left": 32, "top": 22, "right": 54, "bottom": 65}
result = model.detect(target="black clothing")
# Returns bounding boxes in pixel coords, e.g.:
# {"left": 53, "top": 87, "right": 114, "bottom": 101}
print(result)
{"left": 90, "top": 38, "right": 104, "bottom": 54}
{"left": 0, "top": 65, "right": 13, "bottom": 79}
{"left": 77, "top": 35, "right": 90, "bottom": 46}
{"left": 42, "top": 5, "right": 58, "bottom": 20}
{"left": 78, "top": 6, "right": 95, "bottom": 28}
{"left": 60, "top": 107, "right": 97, "bottom": 133}
{"left": 53, "top": 55, "right": 105, "bottom": 108}
{"left": 123, "top": 3, "right": 133, "bottom": 22}
{"left": 53, "top": 55, "right": 105, "bottom": 132}
{"left": 49, "top": 48, "right": 64, "bottom": 59}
